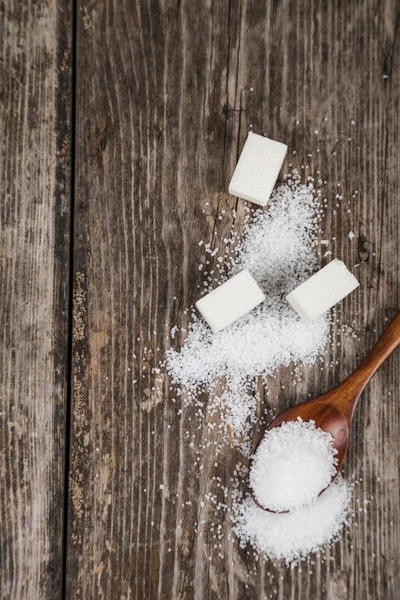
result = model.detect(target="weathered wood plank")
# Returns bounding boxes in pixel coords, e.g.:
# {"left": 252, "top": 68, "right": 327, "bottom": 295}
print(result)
{"left": 0, "top": 1, "right": 72, "bottom": 598}
{"left": 69, "top": 0, "right": 399, "bottom": 598}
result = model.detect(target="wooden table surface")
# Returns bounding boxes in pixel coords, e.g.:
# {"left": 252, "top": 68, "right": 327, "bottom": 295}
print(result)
{"left": 1, "top": 1, "right": 399, "bottom": 598}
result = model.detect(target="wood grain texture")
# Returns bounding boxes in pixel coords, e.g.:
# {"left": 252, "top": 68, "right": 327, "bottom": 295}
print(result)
{"left": 68, "top": 0, "right": 400, "bottom": 598}
{"left": 0, "top": 1, "right": 72, "bottom": 598}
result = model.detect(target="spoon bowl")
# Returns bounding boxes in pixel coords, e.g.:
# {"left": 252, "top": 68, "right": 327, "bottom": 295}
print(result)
{"left": 251, "top": 311, "right": 400, "bottom": 512}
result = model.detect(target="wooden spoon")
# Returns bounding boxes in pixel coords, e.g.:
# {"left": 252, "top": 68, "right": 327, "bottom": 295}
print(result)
{"left": 251, "top": 311, "right": 400, "bottom": 511}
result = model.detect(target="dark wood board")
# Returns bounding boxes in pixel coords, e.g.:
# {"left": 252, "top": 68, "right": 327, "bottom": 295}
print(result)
{"left": 0, "top": 0, "right": 72, "bottom": 598}
{"left": 16, "top": 0, "right": 398, "bottom": 598}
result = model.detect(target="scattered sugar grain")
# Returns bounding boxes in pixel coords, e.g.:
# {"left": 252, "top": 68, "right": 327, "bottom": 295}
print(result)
{"left": 162, "top": 172, "right": 358, "bottom": 566}
{"left": 167, "top": 178, "right": 329, "bottom": 424}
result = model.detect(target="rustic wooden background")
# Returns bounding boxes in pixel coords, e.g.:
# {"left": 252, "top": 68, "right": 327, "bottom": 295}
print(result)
{"left": 1, "top": 0, "right": 399, "bottom": 598}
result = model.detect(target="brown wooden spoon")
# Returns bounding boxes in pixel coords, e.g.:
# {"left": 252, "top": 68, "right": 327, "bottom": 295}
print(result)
{"left": 251, "top": 311, "right": 400, "bottom": 512}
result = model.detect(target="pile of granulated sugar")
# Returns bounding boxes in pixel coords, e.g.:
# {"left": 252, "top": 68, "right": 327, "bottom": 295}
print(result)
{"left": 250, "top": 420, "right": 338, "bottom": 512}
{"left": 166, "top": 176, "right": 330, "bottom": 444}
{"left": 167, "top": 304, "right": 327, "bottom": 388}
{"left": 233, "top": 474, "right": 352, "bottom": 567}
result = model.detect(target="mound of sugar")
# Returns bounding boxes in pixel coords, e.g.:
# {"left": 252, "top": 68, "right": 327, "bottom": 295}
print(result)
{"left": 167, "top": 304, "right": 328, "bottom": 388}
{"left": 250, "top": 420, "right": 338, "bottom": 512}
{"left": 234, "top": 475, "right": 351, "bottom": 566}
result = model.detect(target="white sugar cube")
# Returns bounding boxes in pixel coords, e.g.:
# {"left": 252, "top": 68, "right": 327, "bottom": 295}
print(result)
{"left": 286, "top": 259, "right": 359, "bottom": 321}
{"left": 229, "top": 132, "right": 287, "bottom": 206}
{"left": 196, "top": 269, "right": 265, "bottom": 333}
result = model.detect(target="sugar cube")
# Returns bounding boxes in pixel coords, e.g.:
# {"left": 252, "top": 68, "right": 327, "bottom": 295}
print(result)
{"left": 196, "top": 269, "right": 265, "bottom": 333}
{"left": 286, "top": 259, "right": 359, "bottom": 321}
{"left": 228, "top": 132, "right": 287, "bottom": 206}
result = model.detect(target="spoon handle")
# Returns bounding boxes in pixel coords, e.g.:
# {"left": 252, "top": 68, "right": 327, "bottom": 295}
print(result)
{"left": 344, "top": 311, "right": 400, "bottom": 401}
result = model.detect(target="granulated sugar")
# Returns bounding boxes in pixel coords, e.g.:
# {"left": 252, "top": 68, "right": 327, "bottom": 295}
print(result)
{"left": 162, "top": 172, "right": 358, "bottom": 567}
{"left": 250, "top": 420, "right": 338, "bottom": 512}
{"left": 234, "top": 475, "right": 351, "bottom": 566}
{"left": 166, "top": 305, "right": 327, "bottom": 388}
{"left": 166, "top": 176, "right": 329, "bottom": 441}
